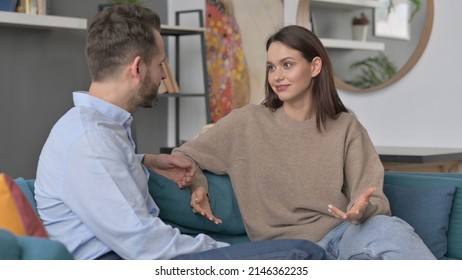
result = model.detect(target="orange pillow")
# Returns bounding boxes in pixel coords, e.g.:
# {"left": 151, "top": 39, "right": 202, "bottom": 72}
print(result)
{"left": 0, "top": 173, "right": 48, "bottom": 237}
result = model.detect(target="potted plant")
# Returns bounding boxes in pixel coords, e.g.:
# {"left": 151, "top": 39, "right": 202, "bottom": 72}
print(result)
{"left": 345, "top": 52, "right": 397, "bottom": 89}
{"left": 351, "top": 12, "right": 369, "bottom": 41}
{"left": 387, "top": 0, "right": 421, "bottom": 22}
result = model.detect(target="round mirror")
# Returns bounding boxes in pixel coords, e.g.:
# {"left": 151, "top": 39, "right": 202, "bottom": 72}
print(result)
{"left": 296, "top": 0, "right": 434, "bottom": 92}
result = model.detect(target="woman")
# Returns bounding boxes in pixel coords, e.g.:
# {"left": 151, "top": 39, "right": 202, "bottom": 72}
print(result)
{"left": 172, "top": 25, "right": 435, "bottom": 259}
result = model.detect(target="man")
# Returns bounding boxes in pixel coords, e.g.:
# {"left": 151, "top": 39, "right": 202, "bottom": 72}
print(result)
{"left": 34, "top": 4, "right": 325, "bottom": 260}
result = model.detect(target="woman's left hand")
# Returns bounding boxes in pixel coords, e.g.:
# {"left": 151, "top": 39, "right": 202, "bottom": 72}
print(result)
{"left": 190, "top": 187, "right": 223, "bottom": 224}
{"left": 328, "top": 186, "right": 376, "bottom": 224}
{"left": 143, "top": 154, "right": 195, "bottom": 188}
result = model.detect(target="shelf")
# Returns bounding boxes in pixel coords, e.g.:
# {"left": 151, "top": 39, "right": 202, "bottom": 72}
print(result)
{"left": 321, "top": 38, "right": 385, "bottom": 51}
{"left": 158, "top": 93, "right": 206, "bottom": 98}
{"left": 0, "top": 11, "right": 87, "bottom": 30}
{"left": 376, "top": 147, "right": 462, "bottom": 164}
{"left": 160, "top": 24, "right": 205, "bottom": 36}
{"left": 161, "top": 10, "right": 210, "bottom": 148}
{"left": 311, "top": 0, "right": 381, "bottom": 9}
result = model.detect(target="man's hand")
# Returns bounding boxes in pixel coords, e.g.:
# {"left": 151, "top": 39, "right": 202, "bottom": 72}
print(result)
{"left": 143, "top": 154, "right": 195, "bottom": 188}
{"left": 327, "top": 186, "right": 376, "bottom": 224}
{"left": 190, "top": 187, "right": 222, "bottom": 225}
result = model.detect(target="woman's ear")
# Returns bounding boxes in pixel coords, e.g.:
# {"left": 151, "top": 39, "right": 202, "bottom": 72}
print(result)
{"left": 311, "top": 56, "right": 322, "bottom": 78}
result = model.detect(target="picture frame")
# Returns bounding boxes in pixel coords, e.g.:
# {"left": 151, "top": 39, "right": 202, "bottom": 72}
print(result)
{"left": 374, "top": 0, "right": 411, "bottom": 40}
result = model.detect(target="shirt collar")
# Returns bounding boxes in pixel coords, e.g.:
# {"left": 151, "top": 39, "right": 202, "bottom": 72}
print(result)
{"left": 72, "top": 91, "right": 132, "bottom": 126}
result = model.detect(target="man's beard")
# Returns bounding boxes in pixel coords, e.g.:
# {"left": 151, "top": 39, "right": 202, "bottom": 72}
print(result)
{"left": 138, "top": 71, "right": 159, "bottom": 108}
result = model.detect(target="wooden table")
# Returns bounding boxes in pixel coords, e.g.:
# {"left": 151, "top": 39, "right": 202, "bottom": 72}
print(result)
{"left": 376, "top": 147, "right": 462, "bottom": 173}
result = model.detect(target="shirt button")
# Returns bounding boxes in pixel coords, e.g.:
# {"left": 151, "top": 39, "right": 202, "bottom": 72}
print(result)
{"left": 130, "top": 200, "right": 135, "bottom": 207}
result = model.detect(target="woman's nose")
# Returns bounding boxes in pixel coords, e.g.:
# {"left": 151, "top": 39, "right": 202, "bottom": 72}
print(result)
{"left": 273, "top": 69, "right": 283, "bottom": 82}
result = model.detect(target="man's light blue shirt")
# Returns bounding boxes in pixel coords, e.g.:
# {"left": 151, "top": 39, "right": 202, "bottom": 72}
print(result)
{"left": 35, "top": 92, "right": 227, "bottom": 259}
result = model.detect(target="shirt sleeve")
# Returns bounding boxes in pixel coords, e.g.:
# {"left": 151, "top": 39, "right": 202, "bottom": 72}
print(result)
{"left": 61, "top": 128, "right": 228, "bottom": 260}
{"left": 137, "top": 153, "right": 145, "bottom": 163}
{"left": 343, "top": 122, "right": 391, "bottom": 221}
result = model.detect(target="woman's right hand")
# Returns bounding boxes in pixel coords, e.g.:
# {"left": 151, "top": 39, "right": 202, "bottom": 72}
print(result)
{"left": 328, "top": 186, "right": 376, "bottom": 224}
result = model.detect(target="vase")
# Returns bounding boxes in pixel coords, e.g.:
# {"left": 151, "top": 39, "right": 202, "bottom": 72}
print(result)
{"left": 352, "top": 25, "right": 368, "bottom": 41}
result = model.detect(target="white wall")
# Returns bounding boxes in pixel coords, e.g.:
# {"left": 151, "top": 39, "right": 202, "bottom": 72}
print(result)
{"left": 339, "top": 0, "right": 462, "bottom": 149}
{"left": 288, "top": 0, "right": 462, "bottom": 149}
{"left": 171, "top": 0, "right": 462, "bottom": 149}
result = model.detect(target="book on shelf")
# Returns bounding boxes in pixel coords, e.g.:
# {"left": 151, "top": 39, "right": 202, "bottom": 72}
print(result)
{"left": 13, "top": 0, "right": 50, "bottom": 15}
{"left": 161, "top": 59, "right": 180, "bottom": 94}
{"left": 158, "top": 78, "right": 167, "bottom": 94}
{"left": 16, "top": 0, "right": 48, "bottom": 15}
{"left": 37, "top": 0, "right": 47, "bottom": 15}
{"left": 0, "top": 0, "right": 17, "bottom": 12}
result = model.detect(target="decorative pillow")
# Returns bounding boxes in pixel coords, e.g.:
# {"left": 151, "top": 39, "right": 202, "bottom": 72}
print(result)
{"left": 385, "top": 172, "right": 462, "bottom": 260}
{"left": 148, "top": 170, "right": 246, "bottom": 236}
{"left": 0, "top": 173, "right": 48, "bottom": 237}
{"left": 383, "top": 183, "right": 456, "bottom": 259}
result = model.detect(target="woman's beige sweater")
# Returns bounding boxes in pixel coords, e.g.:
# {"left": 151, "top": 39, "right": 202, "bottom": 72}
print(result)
{"left": 173, "top": 104, "right": 390, "bottom": 242}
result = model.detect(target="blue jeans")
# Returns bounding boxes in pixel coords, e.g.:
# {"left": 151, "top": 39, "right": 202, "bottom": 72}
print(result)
{"left": 316, "top": 215, "right": 436, "bottom": 260}
{"left": 174, "top": 239, "right": 327, "bottom": 260}
{"left": 97, "top": 239, "right": 326, "bottom": 260}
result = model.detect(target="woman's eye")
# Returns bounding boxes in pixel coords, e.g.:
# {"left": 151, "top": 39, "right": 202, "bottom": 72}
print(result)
{"left": 267, "top": 65, "right": 275, "bottom": 72}
{"left": 284, "top": 62, "right": 292, "bottom": 68}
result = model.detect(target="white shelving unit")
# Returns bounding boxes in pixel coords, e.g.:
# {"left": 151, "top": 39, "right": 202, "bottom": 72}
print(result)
{"left": 158, "top": 10, "right": 210, "bottom": 149}
{"left": 311, "top": 0, "right": 381, "bottom": 9}
{"left": 160, "top": 24, "right": 205, "bottom": 35}
{"left": 0, "top": 11, "right": 87, "bottom": 30}
{"left": 308, "top": 0, "right": 384, "bottom": 51}
{"left": 321, "top": 38, "right": 385, "bottom": 51}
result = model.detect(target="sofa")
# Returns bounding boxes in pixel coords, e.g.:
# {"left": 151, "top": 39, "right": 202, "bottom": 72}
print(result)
{"left": 1, "top": 171, "right": 461, "bottom": 260}
{"left": 149, "top": 171, "right": 462, "bottom": 260}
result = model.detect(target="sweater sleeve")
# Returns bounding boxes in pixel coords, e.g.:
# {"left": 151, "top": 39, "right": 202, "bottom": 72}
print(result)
{"left": 343, "top": 122, "right": 391, "bottom": 221}
{"left": 172, "top": 109, "right": 242, "bottom": 192}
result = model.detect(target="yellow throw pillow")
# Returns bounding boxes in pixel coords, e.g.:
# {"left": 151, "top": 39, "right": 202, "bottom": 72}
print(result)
{"left": 0, "top": 173, "right": 48, "bottom": 237}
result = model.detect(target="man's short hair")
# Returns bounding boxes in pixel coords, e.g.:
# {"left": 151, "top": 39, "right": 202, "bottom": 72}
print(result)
{"left": 85, "top": 4, "right": 161, "bottom": 81}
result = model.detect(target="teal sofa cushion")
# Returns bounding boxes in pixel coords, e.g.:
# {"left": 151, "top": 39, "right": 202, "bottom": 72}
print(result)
{"left": 383, "top": 183, "right": 456, "bottom": 259}
{"left": 16, "top": 235, "right": 73, "bottom": 260}
{"left": 148, "top": 170, "right": 249, "bottom": 244}
{"left": 0, "top": 228, "right": 72, "bottom": 260}
{"left": 384, "top": 172, "right": 462, "bottom": 260}
{"left": 0, "top": 228, "right": 21, "bottom": 259}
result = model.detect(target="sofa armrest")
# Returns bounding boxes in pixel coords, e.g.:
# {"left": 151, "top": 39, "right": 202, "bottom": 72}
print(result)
{"left": 0, "top": 229, "right": 73, "bottom": 260}
{"left": 148, "top": 170, "right": 249, "bottom": 245}
{"left": 17, "top": 236, "right": 73, "bottom": 260}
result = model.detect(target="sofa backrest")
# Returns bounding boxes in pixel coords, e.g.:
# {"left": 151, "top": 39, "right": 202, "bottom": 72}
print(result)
{"left": 13, "top": 177, "right": 37, "bottom": 211}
